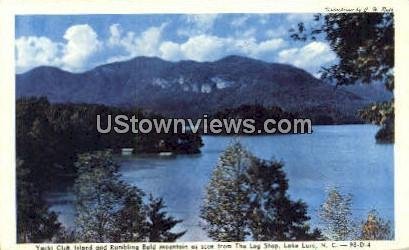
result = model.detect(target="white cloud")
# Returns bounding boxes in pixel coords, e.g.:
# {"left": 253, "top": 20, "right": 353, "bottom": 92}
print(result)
{"left": 15, "top": 36, "right": 62, "bottom": 72}
{"left": 241, "top": 28, "right": 257, "bottom": 38}
{"left": 107, "top": 23, "right": 166, "bottom": 62}
{"left": 15, "top": 18, "right": 334, "bottom": 76}
{"left": 159, "top": 41, "right": 183, "bottom": 61}
{"left": 61, "top": 24, "right": 102, "bottom": 71}
{"left": 180, "top": 35, "right": 226, "bottom": 61}
{"left": 233, "top": 38, "right": 285, "bottom": 59}
{"left": 277, "top": 41, "right": 337, "bottom": 73}
{"left": 107, "top": 22, "right": 285, "bottom": 63}
{"left": 16, "top": 24, "right": 101, "bottom": 73}
{"left": 158, "top": 35, "right": 285, "bottom": 62}
{"left": 250, "top": 39, "right": 285, "bottom": 57}
{"left": 265, "top": 26, "right": 288, "bottom": 38}
{"left": 133, "top": 25, "right": 164, "bottom": 56}
{"left": 186, "top": 14, "right": 219, "bottom": 31}
{"left": 159, "top": 35, "right": 226, "bottom": 62}
{"left": 108, "top": 23, "right": 122, "bottom": 45}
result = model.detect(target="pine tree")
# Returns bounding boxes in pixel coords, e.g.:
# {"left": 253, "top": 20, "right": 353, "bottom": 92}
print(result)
{"left": 246, "top": 159, "right": 322, "bottom": 240}
{"left": 146, "top": 196, "right": 186, "bottom": 242}
{"left": 200, "top": 142, "right": 252, "bottom": 241}
{"left": 112, "top": 186, "right": 147, "bottom": 242}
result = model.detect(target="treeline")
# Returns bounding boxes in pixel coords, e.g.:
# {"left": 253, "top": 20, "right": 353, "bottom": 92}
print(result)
{"left": 211, "top": 104, "right": 364, "bottom": 132}
{"left": 293, "top": 105, "right": 364, "bottom": 125}
{"left": 211, "top": 104, "right": 296, "bottom": 134}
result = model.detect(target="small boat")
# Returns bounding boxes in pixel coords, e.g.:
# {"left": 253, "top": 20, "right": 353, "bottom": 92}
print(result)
{"left": 159, "top": 152, "right": 173, "bottom": 156}
{"left": 121, "top": 148, "right": 134, "bottom": 155}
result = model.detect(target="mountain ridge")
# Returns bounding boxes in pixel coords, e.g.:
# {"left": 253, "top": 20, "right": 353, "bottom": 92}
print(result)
{"left": 16, "top": 55, "right": 391, "bottom": 122}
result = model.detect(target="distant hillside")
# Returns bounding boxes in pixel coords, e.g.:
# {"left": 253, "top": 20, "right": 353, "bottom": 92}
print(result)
{"left": 16, "top": 55, "right": 391, "bottom": 123}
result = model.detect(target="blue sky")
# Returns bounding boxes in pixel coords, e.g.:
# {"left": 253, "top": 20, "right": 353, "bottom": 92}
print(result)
{"left": 15, "top": 14, "right": 336, "bottom": 76}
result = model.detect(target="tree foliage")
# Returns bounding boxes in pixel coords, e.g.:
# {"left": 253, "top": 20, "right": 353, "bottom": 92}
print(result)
{"left": 247, "top": 158, "right": 322, "bottom": 241}
{"left": 16, "top": 97, "right": 203, "bottom": 184}
{"left": 145, "top": 196, "right": 186, "bottom": 242}
{"left": 291, "top": 13, "right": 394, "bottom": 91}
{"left": 200, "top": 142, "right": 251, "bottom": 241}
{"left": 73, "top": 151, "right": 184, "bottom": 242}
{"left": 201, "top": 142, "right": 321, "bottom": 241}
{"left": 319, "top": 188, "right": 356, "bottom": 240}
{"left": 16, "top": 159, "right": 61, "bottom": 243}
{"left": 74, "top": 151, "right": 127, "bottom": 242}
{"left": 359, "top": 101, "right": 394, "bottom": 143}
{"left": 319, "top": 188, "right": 393, "bottom": 241}
{"left": 360, "top": 209, "right": 392, "bottom": 240}
{"left": 16, "top": 97, "right": 202, "bottom": 242}
{"left": 290, "top": 13, "right": 394, "bottom": 143}
{"left": 112, "top": 186, "right": 147, "bottom": 242}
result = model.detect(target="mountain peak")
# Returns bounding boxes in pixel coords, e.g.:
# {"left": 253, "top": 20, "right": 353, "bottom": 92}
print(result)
{"left": 25, "top": 66, "right": 67, "bottom": 74}
{"left": 216, "top": 55, "right": 265, "bottom": 64}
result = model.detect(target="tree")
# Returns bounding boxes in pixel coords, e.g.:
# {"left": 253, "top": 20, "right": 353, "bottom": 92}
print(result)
{"left": 73, "top": 151, "right": 184, "bottom": 242}
{"left": 200, "top": 142, "right": 252, "bottom": 241}
{"left": 360, "top": 209, "right": 392, "bottom": 240}
{"left": 290, "top": 13, "right": 394, "bottom": 143}
{"left": 319, "top": 188, "right": 356, "bottom": 240}
{"left": 201, "top": 142, "right": 321, "bottom": 241}
{"left": 359, "top": 101, "right": 394, "bottom": 143}
{"left": 145, "top": 196, "right": 186, "bottom": 242}
{"left": 74, "top": 151, "right": 127, "bottom": 242}
{"left": 247, "top": 158, "right": 322, "bottom": 241}
{"left": 112, "top": 186, "right": 147, "bottom": 242}
{"left": 16, "top": 98, "right": 61, "bottom": 190}
{"left": 16, "top": 159, "right": 61, "bottom": 243}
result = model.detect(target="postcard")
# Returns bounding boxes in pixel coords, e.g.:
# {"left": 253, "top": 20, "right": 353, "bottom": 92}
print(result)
{"left": 0, "top": 0, "right": 408, "bottom": 249}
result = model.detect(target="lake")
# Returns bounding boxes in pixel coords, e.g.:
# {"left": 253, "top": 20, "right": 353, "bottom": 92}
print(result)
{"left": 47, "top": 124, "right": 394, "bottom": 241}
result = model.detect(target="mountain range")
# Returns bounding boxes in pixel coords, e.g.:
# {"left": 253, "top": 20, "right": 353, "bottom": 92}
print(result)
{"left": 16, "top": 55, "right": 392, "bottom": 123}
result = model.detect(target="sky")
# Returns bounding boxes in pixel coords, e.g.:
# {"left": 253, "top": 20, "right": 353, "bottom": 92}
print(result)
{"left": 15, "top": 14, "right": 337, "bottom": 76}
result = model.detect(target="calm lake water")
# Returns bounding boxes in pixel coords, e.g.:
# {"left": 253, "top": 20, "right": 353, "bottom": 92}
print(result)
{"left": 47, "top": 124, "right": 394, "bottom": 241}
